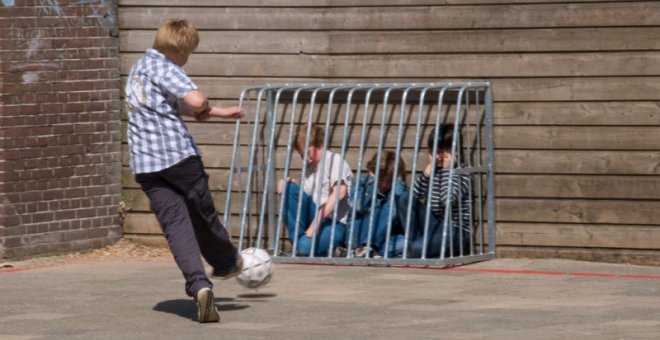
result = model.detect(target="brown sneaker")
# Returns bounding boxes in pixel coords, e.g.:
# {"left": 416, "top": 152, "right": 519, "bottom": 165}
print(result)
{"left": 210, "top": 253, "right": 243, "bottom": 280}
{"left": 195, "top": 288, "right": 219, "bottom": 323}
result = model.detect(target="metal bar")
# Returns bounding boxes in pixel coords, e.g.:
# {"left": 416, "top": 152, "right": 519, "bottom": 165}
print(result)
{"left": 224, "top": 87, "right": 260, "bottom": 230}
{"left": 343, "top": 85, "right": 369, "bottom": 257}
{"left": 237, "top": 87, "right": 269, "bottom": 251}
{"left": 326, "top": 84, "right": 362, "bottom": 257}
{"left": 364, "top": 84, "right": 409, "bottom": 259}
{"left": 440, "top": 85, "right": 470, "bottom": 260}
{"left": 402, "top": 84, "right": 438, "bottom": 259}
{"left": 273, "top": 253, "right": 496, "bottom": 267}
{"left": 275, "top": 84, "right": 317, "bottom": 257}
{"left": 309, "top": 84, "right": 346, "bottom": 257}
{"left": 485, "top": 83, "right": 496, "bottom": 254}
{"left": 383, "top": 84, "right": 428, "bottom": 259}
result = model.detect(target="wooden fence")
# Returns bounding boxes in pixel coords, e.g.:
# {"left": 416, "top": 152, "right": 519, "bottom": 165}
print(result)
{"left": 118, "top": 0, "right": 660, "bottom": 265}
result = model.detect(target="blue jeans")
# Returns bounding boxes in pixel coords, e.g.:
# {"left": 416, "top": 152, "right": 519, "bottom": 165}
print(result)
{"left": 283, "top": 182, "right": 346, "bottom": 256}
{"left": 396, "top": 191, "right": 469, "bottom": 258}
{"left": 351, "top": 201, "right": 404, "bottom": 257}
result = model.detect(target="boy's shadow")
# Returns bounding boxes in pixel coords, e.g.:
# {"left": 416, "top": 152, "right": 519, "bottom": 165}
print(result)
{"left": 153, "top": 297, "right": 250, "bottom": 320}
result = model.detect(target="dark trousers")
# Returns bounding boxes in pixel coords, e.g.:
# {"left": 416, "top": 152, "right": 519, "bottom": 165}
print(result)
{"left": 135, "top": 156, "right": 236, "bottom": 297}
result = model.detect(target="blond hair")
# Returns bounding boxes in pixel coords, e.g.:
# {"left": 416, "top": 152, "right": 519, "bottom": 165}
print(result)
{"left": 294, "top": 124, "right": 325, "bottom": 154}
{"left": 153, "top": 19, "right": 199, "bottom": 56}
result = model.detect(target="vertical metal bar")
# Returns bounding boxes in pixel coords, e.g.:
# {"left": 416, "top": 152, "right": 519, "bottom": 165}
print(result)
{"left": 266, "top": 90, "right": 276, "bottom": 249}
{"left": 457, "top": 89, "right": 470, "bottom": 257}
{"left": 344, "top": 85, "right": 367, "bottom": 256}
{"left": 402, "top": 84, "right": 436, "bottom": 259}
{"left": 422, "top": 87, "right": 445, "bottom": 259}
{"left": 476, "top": 89, "right": 485, "bottom": 255}
{"left": 273, "top": 85, "right": 310, "bottom": 257}
{"left": 238, "top": 87, "right": 268, "bottom": 252}
{"left": 485, "top": 83, "right": 496, "bottom": 254}
{"left": 467, "top": 90, "right": 477, "bottom": 256}
{"left": 326, "top": 84, "right": 359, "bottom": 257}
{"left": 440, "top": 85, "right": 468, "bottom": 259}
{"left": 309, "top": 84, "right": 341, "bottom": 257}
{"left": 350, "top": 84, "right": 390, "bottom": 258}
{"left": 225, "top": 87, "right": 259, "bottom": 231}
{"left": 277, "top": 85, "right": 314, "bottom": 257}
{"left": 365, "top": 84, "right": 409, "bottom": 258}
{"left": 383, "top": 84, "right": 424, "bottom": 258}
{"left": 256, "top": 86, "right": 286, "bottom": 249}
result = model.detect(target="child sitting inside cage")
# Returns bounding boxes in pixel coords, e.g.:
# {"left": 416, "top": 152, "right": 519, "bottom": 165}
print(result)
{"left": 397, "top": 124, "right": 473, "bottom": 258}
{"left": 278, "top": 124, "right": 353, "bottom": 256}
{"left": 349, "top": 150, "right": 408, "bottom": 258}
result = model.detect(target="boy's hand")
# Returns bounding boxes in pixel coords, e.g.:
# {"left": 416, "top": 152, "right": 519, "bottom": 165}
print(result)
{"left": 219, "top": 106, "right": 245, "bottom": 119}
{"left": 305, "top": 222, "right": 316, "bottom": 238}
{"left": 425, "top": 154, "right": 434, "bottom": 176}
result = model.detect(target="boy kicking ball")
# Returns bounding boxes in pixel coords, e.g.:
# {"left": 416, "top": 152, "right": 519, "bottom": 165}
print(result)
{"left": 124, "top": 19, "right": 244, "bottom": 323}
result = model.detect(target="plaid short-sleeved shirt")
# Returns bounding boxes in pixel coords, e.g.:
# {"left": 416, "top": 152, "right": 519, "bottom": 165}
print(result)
{"left": 124, "top": 48, "right": 200, "bottom": 174}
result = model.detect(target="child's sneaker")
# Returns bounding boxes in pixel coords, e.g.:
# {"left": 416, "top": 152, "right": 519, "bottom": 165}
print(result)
{"left": 333, "top": 246, "right": 347, "bottom": 257}
{"left": 210, "top": 253, "right": 243, "bottom": 280}
{"left": 354, "top": 245, "right": 379, "bottom": 258}
{"left": 195, "top": 288, "right": 219, "bottom": 323}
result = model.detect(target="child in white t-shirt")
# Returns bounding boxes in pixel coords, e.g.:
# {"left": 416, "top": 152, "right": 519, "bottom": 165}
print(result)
{"left": 278, "top": 124, "right": 353, "bottom": 256}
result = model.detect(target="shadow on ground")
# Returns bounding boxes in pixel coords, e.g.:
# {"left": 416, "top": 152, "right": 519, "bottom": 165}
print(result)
{"left": 153, "top": 297, "right": 250, "bottom": 320}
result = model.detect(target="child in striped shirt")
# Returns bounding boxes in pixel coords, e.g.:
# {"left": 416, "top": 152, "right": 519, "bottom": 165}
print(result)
{"left": 397, "top": 124, "right": 473, "bottom": 258}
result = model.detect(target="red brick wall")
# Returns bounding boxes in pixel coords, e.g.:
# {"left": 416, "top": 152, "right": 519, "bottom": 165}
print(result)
{"left": 1, "top": 0, "right": 122, "bottom": 259}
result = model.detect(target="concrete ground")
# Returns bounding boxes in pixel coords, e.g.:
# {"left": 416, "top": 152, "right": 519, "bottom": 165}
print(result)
{"left": 1, "top": 257, "right": 659, "bottom": 339}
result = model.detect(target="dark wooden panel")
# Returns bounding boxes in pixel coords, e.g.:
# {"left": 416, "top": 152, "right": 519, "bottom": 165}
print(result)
{"left": 494, "top": 126, "right": 660, "bottom": 150}
{"left": 123, "top": 188, "right": 259, "bottom": 213}
{"left": 176, "top": 123, "right": 660, "bottom": 150}
{"left": 494, "top": 150, "right": 659, "bottom": 175}
{"left": 124, "top": 213, "right": 275, "bottom": 239}
{"left": 118, "top": 3, "right": 660, "bottom": 30}
{"left": 496, "top": 223, "right": 660, "bottom": 249}
{"left": 120, "top": 30, "right": 328, "bottom": 54}
{"left": 123, "top": 167, "right": 660, "bottom": 201}
{"left": 122, "top": 143, "right": 658, "bottom": 176}
{"left": 496, "top": 199, "right": 659, "bottom": 225}
{"left": 496, "top": 246, "right": 660, "bottom": 266}
{"left": 495, "top": 175, "right": 660, "bottom": 200}
{"left": 119, "top": 92, "right": 660, "bottom": 127}
{"left": 119, "top": 76, "right": 660, "bottom": 102}
{"left": 120, "top": 27, "right": 660, "bottom": 54}
{"left": 492, "top": 102, "right": 660, "bottom": 126}
{"left": 121, "top": 52, "right": 660, "bottom": 78}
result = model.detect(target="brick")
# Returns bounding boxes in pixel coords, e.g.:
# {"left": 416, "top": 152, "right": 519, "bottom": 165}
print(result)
{"left": 1, "top": 2, "right": 121, "bottom": 260}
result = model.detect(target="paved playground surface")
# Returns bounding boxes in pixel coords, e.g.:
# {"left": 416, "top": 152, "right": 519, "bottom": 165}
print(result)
{"left": 1, "top": 254, "right": 659, "bottom": 339}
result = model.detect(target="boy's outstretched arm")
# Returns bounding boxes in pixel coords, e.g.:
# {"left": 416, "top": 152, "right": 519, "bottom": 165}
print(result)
{"left": 182, "top": 89, "right": 245, "bottom": 120}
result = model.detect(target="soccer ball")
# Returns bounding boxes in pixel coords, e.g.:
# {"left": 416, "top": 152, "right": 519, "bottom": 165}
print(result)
{"left": 235, "top": 247, "right": 274, "bottom": 289}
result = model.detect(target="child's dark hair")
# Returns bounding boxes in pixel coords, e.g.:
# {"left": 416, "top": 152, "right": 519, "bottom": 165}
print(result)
{"left": 427, "top": 124, "right": 456, "bottom": 153}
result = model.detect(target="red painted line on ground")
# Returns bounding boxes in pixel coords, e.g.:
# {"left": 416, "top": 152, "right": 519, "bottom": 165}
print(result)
{"left": 0, "top": 264, "right": 56, "bottom": 273}
{"left": 4, "top": 261, "right": 660, "bottom": 280}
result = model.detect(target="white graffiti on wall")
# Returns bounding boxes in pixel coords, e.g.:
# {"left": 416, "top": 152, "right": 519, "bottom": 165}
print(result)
{"left": 8, "top": 0, "right": 118, "bottom": 83}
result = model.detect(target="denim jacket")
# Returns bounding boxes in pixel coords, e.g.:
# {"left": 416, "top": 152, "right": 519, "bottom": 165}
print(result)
{"left": 352, "top": 175, "right": 407, "bottom": 216}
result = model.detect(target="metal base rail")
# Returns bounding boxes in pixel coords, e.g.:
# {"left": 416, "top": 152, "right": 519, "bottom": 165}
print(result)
{"left": 224, "top": 82, "right": 495, "bottom": 268}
